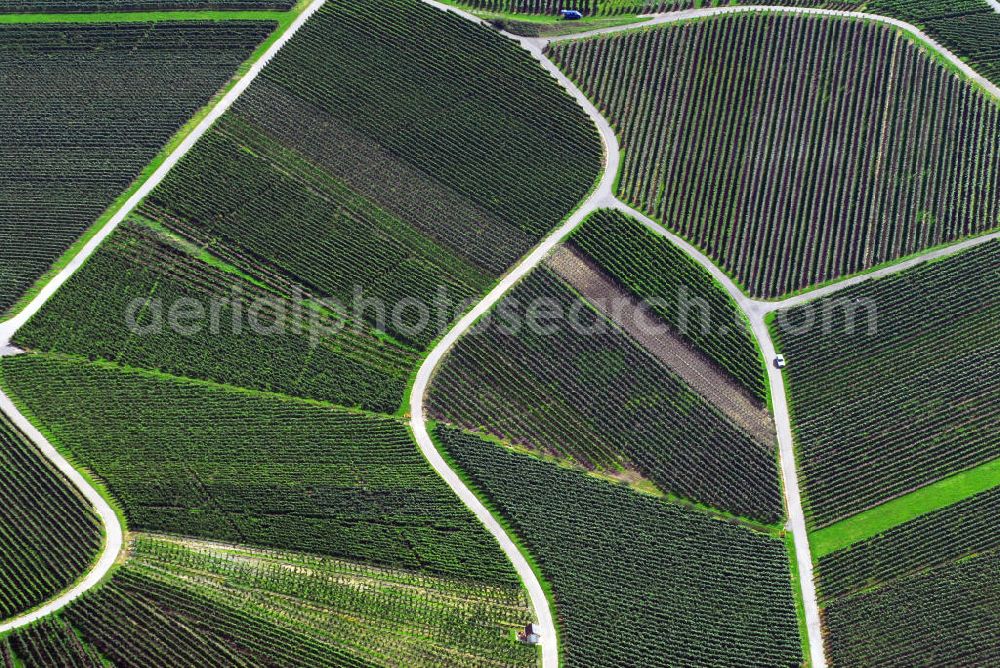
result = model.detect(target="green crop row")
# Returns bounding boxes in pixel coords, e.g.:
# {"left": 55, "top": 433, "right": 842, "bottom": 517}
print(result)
{"left": 549, "top": 13, "right": 1000, "bottom": 298}
{"left": 823, "top": 550, "right": 1000, "bottom": 665}
{"left": 0, "top": 354, "right": 519, "bottom": 585}
{"left": 0, "top": 0, "right": 292, "bottom": 12}
{"left": 2, "top": 534, "right": 535, "bottom": 667}
{"left": 453, "top": 0, "right": 858, "bottom": 17}
{"left": 817, "top": 485, "right": 1000, "bottom": 603}
{"left": 15, "top": 220, "right": 418, "bottom": 414}
{"left": 437, "top": 425, "right": 801, "bottom": 667}
{"left": 774, "top": 241, "right": 998, "bottom": 527}
{"left": 137, "top": 0, "right": 601, "bottom": 348}
{"left": 428, "top": 266, "right": 783, "bottom": 523}
{"left": 0, "top": 414, "right": 102, "bottom": 621}
{"left": 570, "top": 209, "right": 766, "bottom": 401}
{"left": 0, "top": 20, "right": 274, "bottom": 317}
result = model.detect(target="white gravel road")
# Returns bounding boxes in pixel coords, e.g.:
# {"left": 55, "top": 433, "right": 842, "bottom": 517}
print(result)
{"left": 1, "top": 2, "right": 995, "bottom": 664}
{"left": 0, "top": 0, "right": 326, "bottom": 634}
{"left": 413, "top": 5, "right": 1000, "bottom": 668}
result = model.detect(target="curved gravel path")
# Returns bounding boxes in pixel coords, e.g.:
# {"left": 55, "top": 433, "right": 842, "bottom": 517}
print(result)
{"left": 0, "top": 0, "right": 326, "bottom": 634}
{"left": 0, "top": 2, "right": 995, "bottom": 664}
{"left": 413, "top": 4, "right": 1000, "bottom": 668}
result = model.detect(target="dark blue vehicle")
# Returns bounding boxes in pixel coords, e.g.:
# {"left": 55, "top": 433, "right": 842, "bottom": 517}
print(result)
{"left": 560, "top": 9, "right": 583, "bottom": 19}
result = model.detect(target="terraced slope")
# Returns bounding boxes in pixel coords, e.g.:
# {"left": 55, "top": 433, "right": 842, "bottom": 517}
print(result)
{"left": 549, "top": 13, "right": 1000, "bottom": 297}
{"left": 0, "top": 354, "right": 517, "bottom": 585}
{"left": 774, "top": 241, "right": 998, "bottom": 527}
{"left": 437, "top": 426, "right": 801, "bottom": 667}
{"left": 0, "top": 20, "right": 275, "bottom": 317}
{"left": 0, "top": 413, "right": 102, "bottom": 621}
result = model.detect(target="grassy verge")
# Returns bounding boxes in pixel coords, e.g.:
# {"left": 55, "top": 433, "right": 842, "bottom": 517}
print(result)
{"left": 0, "top": 0, "right": 309, "bottom": 325}
{"left": 0, "top": 365, "right": 130, "bottom": 639}
{"left": 422, "top": 420, "right": 554, "bottom": 667}
{"left": 809, "top": 457, "right": 1000, "bottom": 558}
{"left": 783, "top": 532, "right": 813, "bottom": 667}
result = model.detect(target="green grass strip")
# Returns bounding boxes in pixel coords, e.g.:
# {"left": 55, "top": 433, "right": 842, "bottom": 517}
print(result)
{"left": 0, "top": 10, "right": 290, "bottom": 23}
{"left": 810, "top": 457, "right": 1000, "bottom": 558}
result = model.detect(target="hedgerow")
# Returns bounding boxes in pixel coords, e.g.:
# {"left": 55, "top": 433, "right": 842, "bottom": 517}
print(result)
{"left": 569, "top": 209, "right": 766, "bottom": 401}
{"left": 15, "top": 221, "right": 417, "bottom": 413}
{"left": 817, "top": 486, "right": 1000, "bottom": 602}
{"left": 428, "top": 267, "right": 783, "bottom": 523}
{"left": 549, "top": 13, "right": 1000, "bottom": 297}
{"left": 823, "top": 551, "right": 1000, "bottom": 666}
{"left": 0, "top": 354, "right": 518, "bottom": 585}
{"left": 436, "top": 425, "right": 802, "bottom": 667}
{"left": 0, "top": 413, "right": 102, "bottom": 621}
{"left": 0, "top": 21, "right": 274, "bottom": 317}
{"left": 774, "top": 241, "right": 998, "bottom": 527}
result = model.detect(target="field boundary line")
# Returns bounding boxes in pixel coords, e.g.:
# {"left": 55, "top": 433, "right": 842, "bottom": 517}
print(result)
{"left": 760, "top": 231, "right": 1000, "bottom": 312}
{"left": 0, "top": 0, "right": 325, "bottom": 635}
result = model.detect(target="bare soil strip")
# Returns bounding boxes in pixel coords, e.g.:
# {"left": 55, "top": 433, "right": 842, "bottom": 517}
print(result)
{"left": 546, "top": 245, "right": 775, "bottom": 447}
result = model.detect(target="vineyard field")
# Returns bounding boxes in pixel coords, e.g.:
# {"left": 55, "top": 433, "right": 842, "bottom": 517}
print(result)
{"left": 141, "top": 115, "right": 491, "bottom": 350}
{"left": 437, "top": 426, "right": 802, "bottom": 667}
{"left": 4, "top": 534, "right": 533, "bottom": 668}
{"left": 253, "top": 0, "right": 601, "bottom": 239}
{"left": 427, "top": 267, "right": 783, "bottom": 523}
{"left": 15, "top": 220, "right": 417, "bottom": 413}
{"left": 0, "top": 20, "right": 275, "bottom": 317}
{"left": 549, "top": 14, "right": 1000, "bottom": 297}
{"left": 141, "top": 0, "right": 601, "bottom": 347}
{"left": 4, "top": 617, "right": 103, "bottom": 668}
{"left": 774, "top": 241, "right": 998, "bottom": 527}
{"left": 0, "top": 412, "right": 102, "bottom": 621}
{"left": 0, "top": 0, "right": 293, "bottom": 11}
{"left": 569, "top": 209, "right": 766, "bottom": 401}
{"left": 817, "top": 486, "right": 1000, "bottom": 602}
{"left": 453, "top": 0, "right": 856, "bottom": 16}
{"left": 823, "top": 550, "right": 1000, "bottom": 666}
{"left": 0, "top": 354, "right": 517, "bottom": 584}
{"left": 868, "top": 0, "right": 1000, "bottom": 87}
